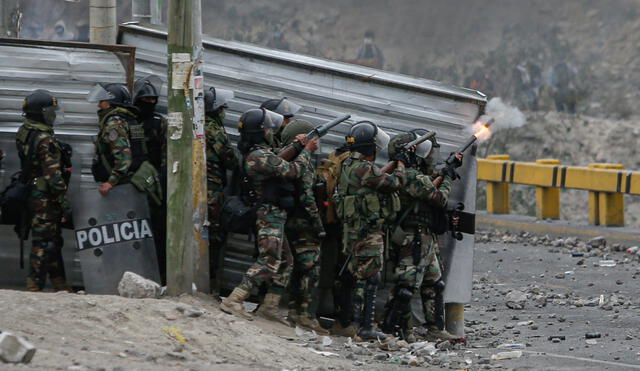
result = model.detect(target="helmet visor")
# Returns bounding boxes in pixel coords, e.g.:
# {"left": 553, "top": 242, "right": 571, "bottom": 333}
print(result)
{"left": 87, "top": 84, "right": 115, "bottom": 103}
{"left": 133, "top": 75, "right": 163, "bottom": 99}
{"left": 374, "top": 126, "right": 391, "bottom": 150}
{"left": 415, "top": 138, "right": 433, "bottom": 158}
{"left": 263, "top": 109, "right": 285, "bottom": 130}
{"left": 42, "top": 104, "right": 64, "bottom": 126}
{"left": 213, "top": 88, "right": 235, "bottom": 111}
{"left": 276, "top": 98, "right": 302, "bottom": 118}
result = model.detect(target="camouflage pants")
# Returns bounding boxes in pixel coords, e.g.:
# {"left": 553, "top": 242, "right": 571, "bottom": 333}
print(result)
{"left": 28, "top": 192, "right": 66, "bottom": 290}
{"left": 419, "top": 237, "right": 444, "bottom": 326}
{"left": 385, "top": 231, "right": 438, "bottom": 331}
{"left": 239, "top": 205, "right": 293, "bottom": 295}
{"left": 206, "top": 181, "right": 225, "bottom": 243}
{"left": 286, "top": 220, "right": 321, "bottom": 315}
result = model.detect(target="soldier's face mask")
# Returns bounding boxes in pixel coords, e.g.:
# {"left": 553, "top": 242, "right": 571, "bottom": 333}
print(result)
{"left": 136, "top": 100, "right": 157, "bottom": 117}
{"left": 264, "top": 129, "right": 274, "bottom": 146}
{"left": 42, "top": 104, "right": 63, "bottom": 126}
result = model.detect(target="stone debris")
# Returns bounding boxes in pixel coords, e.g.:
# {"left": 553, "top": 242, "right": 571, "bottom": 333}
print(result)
{"left": 117, "top": 271, "right": 162, "bottom": 299}
{"left": 0, "top": 332, "right": 36, "bottom": 364}
{"left": 505, "top": 290, "right": 527, "bottom": 309}
{"left": 176, "top": 305, "right": 205, "bottom": 318}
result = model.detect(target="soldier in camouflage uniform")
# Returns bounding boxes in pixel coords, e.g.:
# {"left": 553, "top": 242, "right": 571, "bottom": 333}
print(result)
{"left": 133, "top": 76, "right": 168, "bottom": 284}
{"left": 260, "top": 97, "right": 302, "bottom": 148}
{"left": 221, "top": 108, "right": 319, "bottom": 324}
{"left": 380, "top": 131, "right": 461, "bottom": 341}
{"left": 88, "top": 83, "right": 161, "bottom": 203}
{"left": 203, "top": 86, "right": 237, "bottom": 286}
{"left": 335, "top": 121, "right": 406, "bottom": 340}
{"left": 17, "top": 90, "right": 71, "bottom": 291}
{"left": 279, "top": 119, "right": 328, "bottom": 334}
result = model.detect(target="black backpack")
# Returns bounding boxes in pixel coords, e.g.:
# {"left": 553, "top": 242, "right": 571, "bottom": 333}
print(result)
{"left": 1, "top": 130, "right": 37, "bottom": 225}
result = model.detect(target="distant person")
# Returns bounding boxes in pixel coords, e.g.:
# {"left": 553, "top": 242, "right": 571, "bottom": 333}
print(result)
{"left": 51, "top": 20, "right": 75, "bottom": 41}
{"left": 464, "top": 67, "right": 496, "bottom": 98}
{"left": 512, "top": 61, "right": 539, "bottom": 111}
{"left": 266, "top": 31, "right": 291, "bottom": 51}
{"left": 551, "top": 61, "right": 578, "bottom": 114}
{"left": 354, "top": 30, "right": 384, "bottom": 69}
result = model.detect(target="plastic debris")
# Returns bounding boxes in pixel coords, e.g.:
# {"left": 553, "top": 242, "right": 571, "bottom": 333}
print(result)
{"left": 491, "top": 350, "right": 523, "bottom": 360}
{"left": 599, "top": 260, "right": 616, "bottom": 267}
{"left": 309, "top": 348, "right": 340, "bottom": 357}
{"left": 497, "top": 343, "right": 525, "bottom": 349}
{"left": 163, "top": 327, "right": 187, "bottom": 344}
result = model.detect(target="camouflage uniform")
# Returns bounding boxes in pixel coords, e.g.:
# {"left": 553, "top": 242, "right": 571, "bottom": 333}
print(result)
{"left": 95, "top": 107, "right": 135, "bottom": 185}
{"left": 205, "top": 112, "right": 236, "bottom": 243}
{"left": 17, "top": 119, "right": 70, "bottom": 291}
{"left": 383, "top": 167, "right": 452, "bottom": 337}
{"left": 336, "top": 151, "right": 405, "bottom": 332}
{"left": 285, "top": 156, "right": 325, "bottom": 319}
{"left": 236, "top": 144, "right": 312, "bottom": 296}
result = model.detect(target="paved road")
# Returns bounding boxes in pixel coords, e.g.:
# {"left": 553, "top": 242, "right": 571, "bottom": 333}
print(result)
{"left": 466, "top": 241, "right": 640, "bottom": 370}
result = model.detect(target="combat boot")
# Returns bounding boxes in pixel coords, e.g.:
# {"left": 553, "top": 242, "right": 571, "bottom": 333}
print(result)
{"left": 25, "top": 277, "right": 41, "bottom": 292}
{"left": 51, "top": 277, "right": 72, "bottom": 292}
{"left": 330, "top": 321, "right": 358, "bottom": 337}
{"left": 355, "top": 280, "right": 387, "bottom": 342}
{"left": 221, "top": 287, "right": 254, "bottom": 320}
{"left": 294, "top": 313, "right": 329, "bottom": 335}
{"left": 255, "top": 293, "right": 291, "bottom": 326}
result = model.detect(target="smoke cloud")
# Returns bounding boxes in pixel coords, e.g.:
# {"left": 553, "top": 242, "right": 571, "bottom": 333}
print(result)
{"left": 485, "top": 97, "right": 527, "bottom": 131}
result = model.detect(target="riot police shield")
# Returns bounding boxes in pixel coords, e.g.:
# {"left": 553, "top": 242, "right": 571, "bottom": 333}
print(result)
{"left": 74, "top": 183, "right": 160, "bottom": 294}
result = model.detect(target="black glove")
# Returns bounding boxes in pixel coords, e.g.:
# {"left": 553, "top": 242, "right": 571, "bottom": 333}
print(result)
{"left": 440, "top": 163, "right": 459, "bottom": 180}
{"left": 450, "top": 152, "right": 463, "bottom": 168}
{"left": 393, "top": 149, "right": 413, "bottom": 167}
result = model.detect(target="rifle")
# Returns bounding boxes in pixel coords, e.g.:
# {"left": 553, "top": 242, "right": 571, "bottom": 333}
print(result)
{"left": 17, "top": 211, "right": 31, "bottom": 269}
{"left": 278, "top": 114, "right": 351, "bottom": 161}
{"left": 433, "top": 117, "right": 494, "bottom": 187}
{"left": 382, "top": 130, "right": 437, "bottom": 173}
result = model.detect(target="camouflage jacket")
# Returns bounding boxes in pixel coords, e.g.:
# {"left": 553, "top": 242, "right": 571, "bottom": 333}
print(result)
{"left": 205, "top": 114, "right": 237, "bottom": 188}
{"left": 398, "top": 167, "right": 452, "bottom": 229}
{"left": 16, "top": 119, "right": 68, "bottom": 203}
{"left": 96, "top": 107, "right": 136, "bottom": 185}
{"left": 336, "top": 151, "right": 405, "bottom": 228}
{"left": 287, "top": 158, "right": 323, "bottom": 232}
{"left": 244, "top": 143, "right": 311, "bottom": 201}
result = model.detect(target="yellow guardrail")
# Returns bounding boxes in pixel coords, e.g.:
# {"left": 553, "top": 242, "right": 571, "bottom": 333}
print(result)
{"left": 477, "top": 155, "right": 640, "bottom": 226}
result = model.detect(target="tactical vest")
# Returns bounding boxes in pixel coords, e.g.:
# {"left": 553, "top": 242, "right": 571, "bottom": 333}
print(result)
{"left": 335, "top": 157, "right": 400, "bottom": 231}
{"left": 16, "top": 123, "right": 71, "bottom": 188}
{"left": 241, "top": 145, "right": 295, "bottom": 211}
{"left": 141, "top": 113, "right": 165, "bottom": 172}
{"left": 95, "top": 107, "right": 148, "bottom": 181}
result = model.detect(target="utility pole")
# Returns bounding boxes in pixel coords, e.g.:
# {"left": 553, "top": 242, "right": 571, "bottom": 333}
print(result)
{"left": 166, "top": 0, "right": 208, "bottom": 295}
{"left": 90, "top": 0, "right": 116, "bottom": 44}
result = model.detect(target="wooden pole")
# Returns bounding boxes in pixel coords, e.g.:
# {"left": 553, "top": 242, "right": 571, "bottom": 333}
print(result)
{"left": 166, "top": 0, "right": 206, "bottom": 295}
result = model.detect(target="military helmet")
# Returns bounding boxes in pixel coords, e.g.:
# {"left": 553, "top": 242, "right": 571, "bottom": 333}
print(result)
{"left": 281, "top": 119, "right": 314, "bottom": 146}
{"left": 204, "top": 86, "right": 235, "bottom": 114}
{"left": 260, "top": 97, "right": 302, "bottom": 118}
{"left": 23, "top": 89, "right": 61, "bottom": 126}
{"left": 387, "top": 132, "right": 415, "bottom": 161}
{"left": 346, "top": 121, "right": 390, "bottom": 155}
{"left": 133, "top": 75, "right": 163, "bottom": 102}
{"left": 87, "top": 83, "right": 132, "bottom": 107}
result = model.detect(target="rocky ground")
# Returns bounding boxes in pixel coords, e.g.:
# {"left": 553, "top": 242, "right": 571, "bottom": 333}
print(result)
{"left": 2, "top": 229, "right": 639, "bottom": 370}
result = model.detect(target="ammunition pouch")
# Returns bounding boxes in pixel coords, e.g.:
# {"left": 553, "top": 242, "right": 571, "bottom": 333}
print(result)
{"left": 0, "top": 172, "right": 31, "bottom": 225}
{"left": 130, "top": 161, "right": 163, "bottom": 206}
{"left": 220, "top": 194, "right": 257, "bottom": 235}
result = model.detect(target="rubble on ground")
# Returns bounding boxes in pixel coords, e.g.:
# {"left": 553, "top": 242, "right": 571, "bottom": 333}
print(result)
{"left": 117, "top": 271, "right": 162, "bottom": 299}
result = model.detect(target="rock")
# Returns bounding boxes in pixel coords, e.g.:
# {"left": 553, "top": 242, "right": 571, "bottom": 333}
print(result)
{"left": 588, "top": 236, "right": 606, "bottom": 248}
{"left": 555, "top": 273, "right": 565, "bottom": 279}
{"left": 176, "top": 305, "right": 205, "bottom": 318}
{"left": 506, "top": 290, "right": 527, "bottom": 310}
{"left": 564, "top": 237, "right": 578, "bottom": 247}
{"left": 117, "top": 271, "right": 162, "bottom": 299}
{"left": 0, "top": 332, "right": 37, "bottom": 364}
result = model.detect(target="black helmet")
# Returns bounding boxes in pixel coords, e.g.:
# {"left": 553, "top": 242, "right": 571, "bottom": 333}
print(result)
{"left": 260, "top": 97, "right": 302, "bottom": 118}
{"left": 87, "top": 83, "right": 132, "bottom": 107}
{"left": 133, "top": 75, "right": 162, "bottom": 102}
{"left": 204, "top": 86, "right": 234, "bottom": 114}
{"left": 346, "top": 121, "right": 390, "bottom": 156}
{"left": 23, "top": 89, "right": 61, "bottom": 126}
{"left": 237, "top": 108, "right": 284, "bottom": 151}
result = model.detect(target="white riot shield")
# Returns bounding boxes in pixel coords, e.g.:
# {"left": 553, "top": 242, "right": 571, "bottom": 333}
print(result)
{"left": 74, "top": 183, "right": 160, "bottom": 294}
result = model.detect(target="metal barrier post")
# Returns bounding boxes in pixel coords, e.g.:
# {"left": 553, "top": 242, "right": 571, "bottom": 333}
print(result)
{"left": 588, "top": 163, "right": 625, "bottom": 226}
{"left": 486, "top": 155, "right": 510, "bottom": 214}
{"left": 445, "top": 302, "right": 465, "bottom": 337}
{"left": 535, "top": 159, "right": 561, "bottom": 219}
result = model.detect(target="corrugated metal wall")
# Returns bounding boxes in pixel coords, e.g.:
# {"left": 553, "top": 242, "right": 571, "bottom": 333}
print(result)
{"left": 0, "top": 40, "right": 133, "bottom": 288}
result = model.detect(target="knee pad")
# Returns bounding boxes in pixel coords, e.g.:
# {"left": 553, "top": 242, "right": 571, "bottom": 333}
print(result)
{"left": 434, "top": 280, "right": 446, "bottom": 293}
{"left": 396, "top": 287, "right": 414, "bottom": 304}
{"left": 365, "top": 272, "right": 380, "bottom": 293}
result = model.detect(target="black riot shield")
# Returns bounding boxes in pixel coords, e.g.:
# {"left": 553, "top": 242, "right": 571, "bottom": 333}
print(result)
{"left": 74, "top": 183, "right": 160, "bottom": 294}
